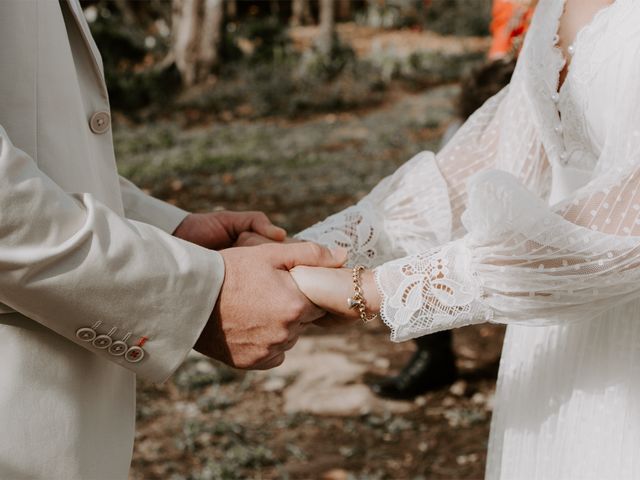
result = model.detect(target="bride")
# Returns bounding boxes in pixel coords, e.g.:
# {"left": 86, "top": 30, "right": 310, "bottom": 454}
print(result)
{"left": 250, "top": 0, "right": 640, "bottom": 478}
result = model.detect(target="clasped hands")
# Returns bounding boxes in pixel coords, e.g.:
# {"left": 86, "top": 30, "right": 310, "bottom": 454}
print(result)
{"left": 173, "top": 211, "right": 379, "bottom": 370}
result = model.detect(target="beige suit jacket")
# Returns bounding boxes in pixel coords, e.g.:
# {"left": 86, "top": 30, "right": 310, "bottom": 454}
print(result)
{"left": 0, "top": 1, "right": 224, "bottom": 478}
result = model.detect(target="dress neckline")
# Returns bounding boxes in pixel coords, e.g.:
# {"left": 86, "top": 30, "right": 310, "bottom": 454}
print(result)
{"left": 554, "top": 0, "right": 618, "bottom": 94}
{"left": 516, "top": 0, "right": 623, "bottom": 168}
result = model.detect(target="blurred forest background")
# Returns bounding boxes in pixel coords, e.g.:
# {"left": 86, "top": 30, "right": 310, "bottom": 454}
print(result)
{"left": 83, "top": 1, "right": 508, "bottom": 479}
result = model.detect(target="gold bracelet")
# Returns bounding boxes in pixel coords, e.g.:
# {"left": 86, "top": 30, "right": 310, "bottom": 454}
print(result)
{"left": 347, "top": 265, "right": 379, "bottom": 323}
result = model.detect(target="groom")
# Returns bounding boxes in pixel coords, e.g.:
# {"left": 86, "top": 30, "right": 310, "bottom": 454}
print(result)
{"left": 0, "top": 1, "right": 343, "bottom": 479}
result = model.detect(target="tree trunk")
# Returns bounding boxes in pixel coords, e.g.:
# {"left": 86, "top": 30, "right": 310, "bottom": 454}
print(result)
{"left": 290, "top": 0, "right": 313, "bottom": 26}
{"left": 365, "top": 0, "right": 382, "bottom": 27}
{"left": 113, "top": 0, "right": 137, "bottom": 26}
{"left": 225, "top": 0, "right": 237, "bottom": 19}
{"left": 317, "top": 0, "right": 336, "bottom": 55}
{"left": 337, "top": 0, "right": 351, "bottom": 20}
{"left": 171, "top": 0, "right": 224, "bottom": 87}
{"left": 270, "top": 0, "right": 280, "bottom": 15}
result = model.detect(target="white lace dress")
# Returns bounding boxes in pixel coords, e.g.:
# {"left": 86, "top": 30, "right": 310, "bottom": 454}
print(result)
{"left": 297, "top": 0, "right": 640, "bottom": 478}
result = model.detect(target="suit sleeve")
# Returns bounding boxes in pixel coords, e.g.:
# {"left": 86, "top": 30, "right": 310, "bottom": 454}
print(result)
{"left": 119, "top": 175, "right": 189, "bottom": 234}
{"left": 0, "top": 125, "right": 224, "bottom": 382}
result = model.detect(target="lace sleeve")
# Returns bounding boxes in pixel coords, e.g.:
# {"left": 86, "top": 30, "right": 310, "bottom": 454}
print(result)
{"left": 297, "top": 81, "right": 550, "bottom": 267}
{"left": 376, "top": 165, "right": 640, "bottom": 341}
{"left": 295, "top": 152, "right": 450, "bottom": 268}
{"left": 376, "top": 42, "right": 640, "bottom": 341}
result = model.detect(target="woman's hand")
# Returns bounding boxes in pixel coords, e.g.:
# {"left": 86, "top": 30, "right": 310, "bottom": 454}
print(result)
{"left": 234, "top": 231, "right": 297, "bottom": 247}
{"left": 290, "top": 265, "right": 381, "bottom": 327}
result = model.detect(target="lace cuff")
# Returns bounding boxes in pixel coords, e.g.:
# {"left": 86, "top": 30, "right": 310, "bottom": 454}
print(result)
{"left": 296, "top": 152, "right": 452, "bottom": 268}
{"left": 375, "top": 240, "right": 493, "bottom": 342}
{"left": 295, "top": 203, "right": 388, "bottom": 268}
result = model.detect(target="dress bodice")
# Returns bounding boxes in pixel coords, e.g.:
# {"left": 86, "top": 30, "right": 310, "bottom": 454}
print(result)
{"left": 519, "top": 0, "right": 636, "bottom": 202}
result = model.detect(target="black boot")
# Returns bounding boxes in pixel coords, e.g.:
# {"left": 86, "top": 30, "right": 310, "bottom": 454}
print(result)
{"left": 370, "top": 331, "right": 457, "bottom": 400}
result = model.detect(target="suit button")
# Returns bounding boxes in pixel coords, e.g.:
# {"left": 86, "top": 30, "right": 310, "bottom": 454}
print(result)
{"left": 125, "top": 346, "right": 145, "bottom": 363}
{"left": 76, "top": 327, "right": 96, "bottom": 342}
{"left": 89, "top": 111, "right": 110, "bottom": 134}
{"left": 108, "top": 341, "right": 128, "bottom": 356}
{"left": 93, "top": 334, "right": 113, "bottom": 349}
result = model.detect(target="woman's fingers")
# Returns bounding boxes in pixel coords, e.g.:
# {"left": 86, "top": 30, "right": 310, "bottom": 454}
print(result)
{"left": 246, "top": 212, "right": 287, "bottom": 241}
{"left": 290, "top": 266, "right": 357, "bottom": 316}
{"left": 236, "top": 231, "right": 274, "bottom": 247}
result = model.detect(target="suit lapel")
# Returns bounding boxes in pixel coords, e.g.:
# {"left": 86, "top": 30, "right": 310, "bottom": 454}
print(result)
{"left": 62, "top": 0, "right": 105, "bottom": 82}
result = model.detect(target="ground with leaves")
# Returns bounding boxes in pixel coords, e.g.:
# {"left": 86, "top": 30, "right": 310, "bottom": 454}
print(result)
{"left": 117, "top": 82, "right": 506, "bottom": 480}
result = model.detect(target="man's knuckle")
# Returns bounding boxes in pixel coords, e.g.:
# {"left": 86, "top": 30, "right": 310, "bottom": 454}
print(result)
{"left": 234, "top": 348, "right": 270, "bottom": 369}
{"left": 288, "top": 298, "right": 307, "bottom": 320}
{"left": 307, "top": 243, "right": 324, "bottom": 260}
{"left": 233, "top": 357, "right": 251, "bottom": 369}
{"left": 257, "top": 347, "right": 272, "bottom": 362}
{"left": 272, "top": 328, "right": 290, "bottom": 345}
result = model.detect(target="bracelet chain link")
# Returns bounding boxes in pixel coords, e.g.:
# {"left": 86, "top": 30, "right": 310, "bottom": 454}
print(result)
{"left": 347, "top": 265, "right": 379, "bottom": 323}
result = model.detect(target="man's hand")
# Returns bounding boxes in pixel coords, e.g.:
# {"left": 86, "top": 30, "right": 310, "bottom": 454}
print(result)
{"left": 173, "top": 211, "right": 286, "bottom": 250}
{"left": 194, "top": 242, "right": 348, "bottom": 369}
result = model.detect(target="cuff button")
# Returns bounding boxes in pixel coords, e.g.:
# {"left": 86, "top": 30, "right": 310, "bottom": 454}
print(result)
{"left": 125, "top": 346, "right": 145, "bottom": 363}
{"left": 93, "top": 335, "right": 113, "bottom": 349}
{"left": 76, "top": 328, "right": 96, "bottom": 342}
{"left": 108, "top": 341, "right": 128, "bottom": 356}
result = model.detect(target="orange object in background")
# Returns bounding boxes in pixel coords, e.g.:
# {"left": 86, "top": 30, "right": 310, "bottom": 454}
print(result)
{"left": 488, "top": 0, "right": 535, "bottom": 59}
